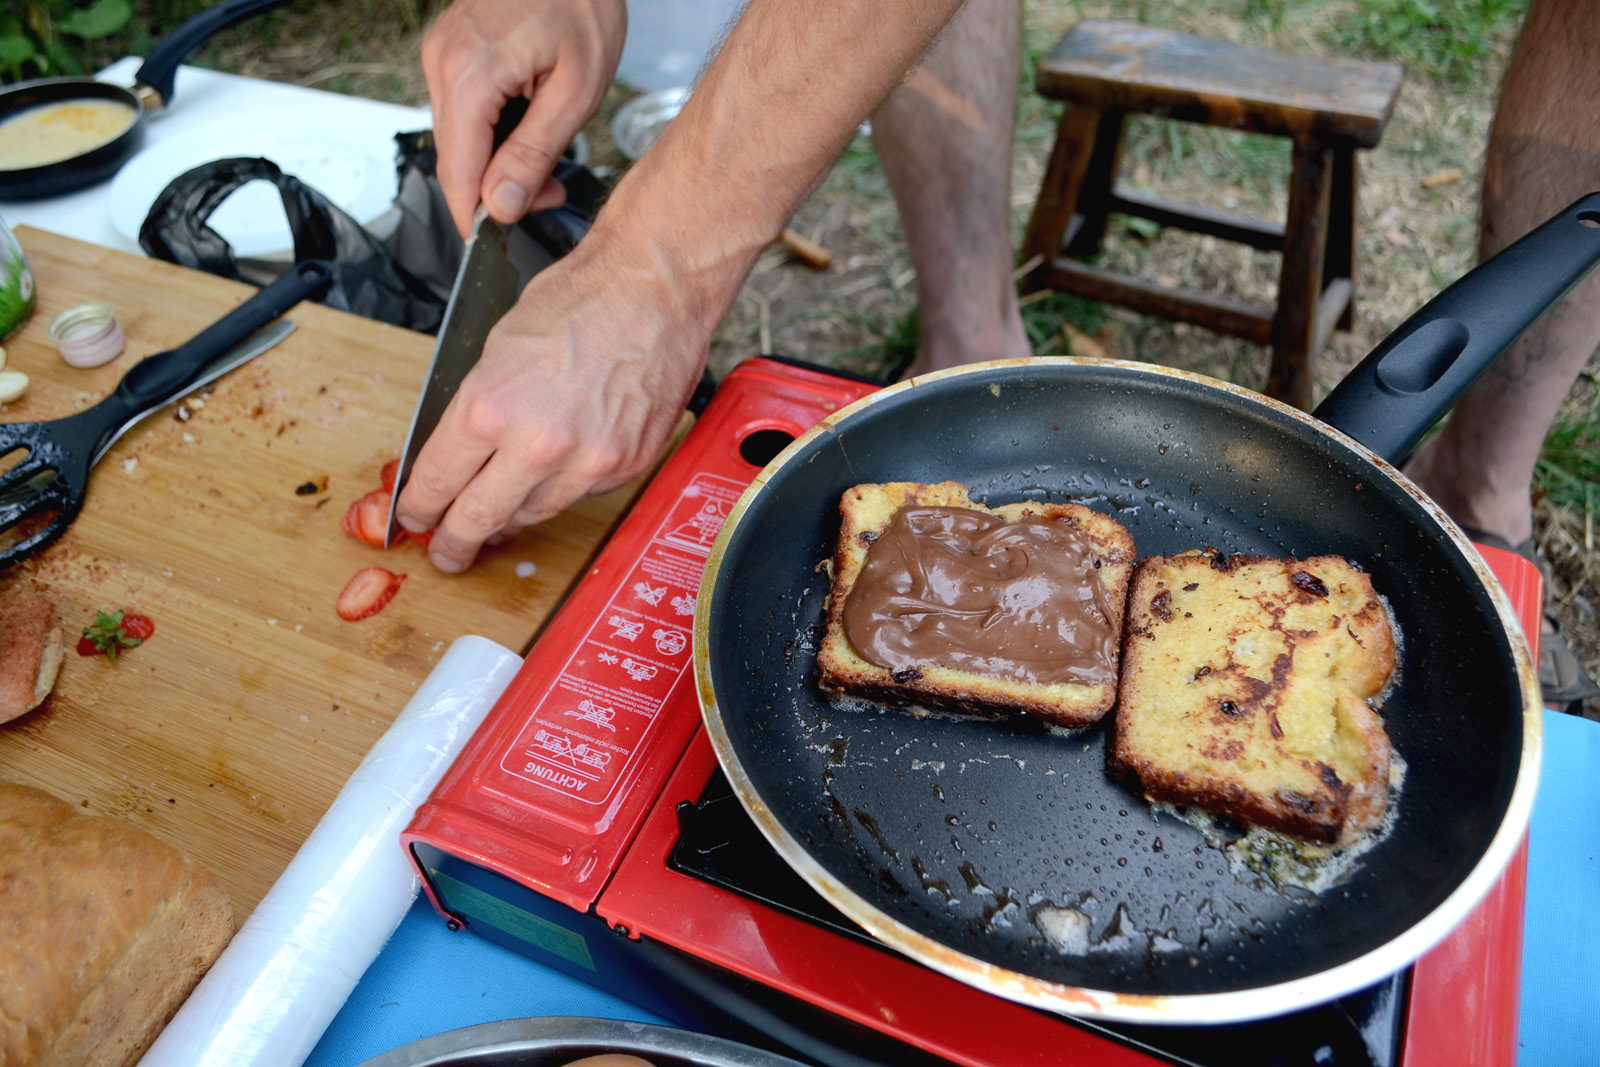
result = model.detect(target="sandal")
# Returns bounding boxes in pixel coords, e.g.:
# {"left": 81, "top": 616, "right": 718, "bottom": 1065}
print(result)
{"left": 1458, "top": 525, "right": 1600, "bottom": 710}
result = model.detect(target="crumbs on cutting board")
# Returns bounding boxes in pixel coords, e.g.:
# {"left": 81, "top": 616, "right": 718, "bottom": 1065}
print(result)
{"left": 515, "top": 561, "right": 537, "bottom": 578}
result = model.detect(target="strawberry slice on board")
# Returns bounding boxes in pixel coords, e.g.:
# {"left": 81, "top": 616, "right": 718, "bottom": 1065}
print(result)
{"left": 340, "top": 490, "right": 393, "bottom": 549}
{"left": 380, "top": 458, "right": 401, "bottom": 494}
{"left": 336, "top": 567, "right": 406, "bottom": 621}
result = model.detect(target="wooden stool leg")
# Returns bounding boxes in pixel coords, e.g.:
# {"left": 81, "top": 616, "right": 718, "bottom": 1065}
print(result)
{"left": 1327, "top": 145, "right": 1358, "bottom": 331}
{"left": 1062, "top": 110, "right": 1126, "bottom": 258}
{"left": 1268, "top": 140, "right": 1334, "bottom": 410}
{"left": 1020, "top": 104, "right": 1106, "bottom": 282}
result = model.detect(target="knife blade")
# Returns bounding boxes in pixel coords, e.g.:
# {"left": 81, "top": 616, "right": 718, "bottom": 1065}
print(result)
{"left": 385, "top": 95, "right": 536, "bottom": 549}
{"left": 92, "top": 318, "right": 299, "bottom": 465}
{"left": 384, "top": 208, "right": 520, "bottom": 548}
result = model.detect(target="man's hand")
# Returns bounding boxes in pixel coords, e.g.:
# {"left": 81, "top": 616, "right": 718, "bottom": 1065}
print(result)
{"left": 394, "top": 235, "right": 709, "bottom": 573}
{"left": 404, "top": 0, "right": 968, "bottom": 573}
{"left": 422, "top": 0, "right": 626, "bottom": 237}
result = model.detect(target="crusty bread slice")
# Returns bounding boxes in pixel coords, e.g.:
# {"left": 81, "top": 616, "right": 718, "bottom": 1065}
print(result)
{"left": 817, "top": 481, "right": 1135, "bottom": 726}
{"left": 1112, "top": 551, "right": 1396, "bottom": 843}
{"left": 0, "top": 585, "right": 63, "bottom": 723}
{"left": 0, "top": 781, "right": 235, "bottom": 1067}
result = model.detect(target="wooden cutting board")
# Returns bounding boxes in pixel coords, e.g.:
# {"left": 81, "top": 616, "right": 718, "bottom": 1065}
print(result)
{"left": 0, "top": 228, "right": 639, "bottom": 924}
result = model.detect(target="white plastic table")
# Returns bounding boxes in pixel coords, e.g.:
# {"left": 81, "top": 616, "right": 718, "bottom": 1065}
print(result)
{"left": 0, "top": 58, "right": 430, "bottom": 254}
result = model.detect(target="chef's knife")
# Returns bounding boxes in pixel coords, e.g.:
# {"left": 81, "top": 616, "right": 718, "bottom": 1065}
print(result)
{"left": 384, "top": 97, "right": 534, "bottom": 549}
{"left": 383, "top": 207, "right": 519, "bottom": 547}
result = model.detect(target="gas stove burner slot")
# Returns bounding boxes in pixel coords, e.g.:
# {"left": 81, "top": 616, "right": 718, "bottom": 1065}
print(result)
{"left": 737, "top": 427, "right": 796, "bottom": 468}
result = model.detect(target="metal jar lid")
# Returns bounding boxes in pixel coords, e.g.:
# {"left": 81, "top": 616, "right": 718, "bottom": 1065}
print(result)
{"left": 48, "top": 301, "right": 125, "bottom": 368}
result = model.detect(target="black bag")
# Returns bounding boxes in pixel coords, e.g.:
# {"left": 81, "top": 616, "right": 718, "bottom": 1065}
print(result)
{"left": 138, "top": 132, "right": 607, "bottom": 334}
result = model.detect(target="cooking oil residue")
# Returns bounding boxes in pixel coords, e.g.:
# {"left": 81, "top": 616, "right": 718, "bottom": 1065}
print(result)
{"left": 980, "top": 887, "right": 1023, "bottom": 929}
{"left": 958, "top": 861, "right": 993, "bottom": 896}
{"left": 1152, "top": 752, "right": 1408, "bottom": 894}
{"left": 807, "top": 735, "right": 849, "bottom": 766}
{"left": 912, "top": 857, "right": 954, "bottom": 903}
{"left": 853, "top": 809, "right": 900, "bottom": 863}
{"left": 1034, "top": 900, "right": 1140, "bottom": 956}
{"left": 1035, "top": 903, "right": 1091, "bottom": 954}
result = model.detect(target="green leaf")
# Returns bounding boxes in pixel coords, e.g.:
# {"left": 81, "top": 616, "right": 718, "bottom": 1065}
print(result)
{"left": 0, "top": 33, "right": 37, "bottom": 68}
{"left": 1124, "top": 217, "right": 1162, "bottom": 240}
{"left": 59, "top": 0, "right": 132, "bottom": 41}
{"left": 44, "top": 38, "right": 84, "bottom": 75}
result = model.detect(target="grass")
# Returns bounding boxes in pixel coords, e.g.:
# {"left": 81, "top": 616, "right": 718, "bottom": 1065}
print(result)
{"left": 1537, "top": 375, "right": 1600, "bottom": 516}
{"left": 1021, "top": 291, "right": 1106, "bottom": 354}
{"left": 1332, "top": 0, "right": 1527, "bottom": 85}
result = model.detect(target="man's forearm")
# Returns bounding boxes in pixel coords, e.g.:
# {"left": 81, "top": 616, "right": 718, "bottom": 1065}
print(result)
{"left": 591, "top": 0, "right": 969, "bottom": 336}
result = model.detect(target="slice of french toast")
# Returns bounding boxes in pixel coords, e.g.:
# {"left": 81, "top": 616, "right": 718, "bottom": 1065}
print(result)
{"left": 1112, "top": 550, "right": 1397, "bottom": 843}
{"left": 816, "top": 481, "right": 1135, "bottom": 726}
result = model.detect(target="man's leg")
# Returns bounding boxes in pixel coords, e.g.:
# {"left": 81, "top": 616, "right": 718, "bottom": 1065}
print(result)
{"left": 1405, "top": 0, "right": 1600, "bottom": 546}
{"left": 870, "top": 0, "right": 1030, "bottom": 377}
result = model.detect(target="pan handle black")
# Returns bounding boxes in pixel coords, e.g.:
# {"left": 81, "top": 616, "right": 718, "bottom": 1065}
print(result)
{"left": 115, "top": 260, "right": 333, "bottom": 409}
{"left": 133, "top": 0, "right": 295, "bottom": 108}
{"left": 1313, "top": 191, "right": 1600, "bottom": 465}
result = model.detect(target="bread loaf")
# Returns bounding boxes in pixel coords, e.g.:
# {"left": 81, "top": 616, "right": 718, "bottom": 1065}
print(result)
{"left": 1112, "top": 551, "right": 1396, "bottom": 843}
{"left": 0, "top": 781, "right": 234, "bottom": 1066}
{"left": 817, "top": 481, "right": 1135, "bottom": 726}
{"left": 0, "top": 585, "right": 63, "bottom": 723}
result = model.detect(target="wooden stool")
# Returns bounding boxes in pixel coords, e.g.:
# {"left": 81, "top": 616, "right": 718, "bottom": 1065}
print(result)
{"left": 1020, "top": 20, "right": 1404, "bottom": 409}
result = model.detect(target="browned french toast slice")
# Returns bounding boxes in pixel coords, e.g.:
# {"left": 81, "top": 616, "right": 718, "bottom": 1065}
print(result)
{"left": 816, "top": 481, "right": 1135, "bottom": 726}
{"left": 1113, "top": 551, "right": 1397, "bottom": 843}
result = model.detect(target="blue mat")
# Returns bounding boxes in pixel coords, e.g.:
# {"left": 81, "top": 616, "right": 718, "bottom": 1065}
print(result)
{"left": 1517, "top": 709, "right": 1599, "bottom": 1066}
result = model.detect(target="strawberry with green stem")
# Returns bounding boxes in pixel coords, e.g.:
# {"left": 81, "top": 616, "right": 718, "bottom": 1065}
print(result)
{"left": 78, "top": 610, "right": 155, "bottom": 660}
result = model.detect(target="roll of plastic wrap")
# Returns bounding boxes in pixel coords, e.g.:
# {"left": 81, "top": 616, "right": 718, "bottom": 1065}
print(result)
{"left": 137, "top": 635, "right": 523, "bottom": 1067}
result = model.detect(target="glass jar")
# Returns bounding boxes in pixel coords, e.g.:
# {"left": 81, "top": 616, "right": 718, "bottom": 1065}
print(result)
{"left": 0, "top": 213, "right": 38, "bottom": 341}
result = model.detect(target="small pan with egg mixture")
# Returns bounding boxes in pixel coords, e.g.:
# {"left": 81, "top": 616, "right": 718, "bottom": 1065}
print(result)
{"left": 0, "top": 0, "right": 290, "bottom": 199}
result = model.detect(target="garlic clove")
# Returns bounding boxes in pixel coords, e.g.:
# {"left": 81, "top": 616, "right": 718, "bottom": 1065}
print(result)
{"left": 0, "top": 369, "right": 29, "bottom": 403}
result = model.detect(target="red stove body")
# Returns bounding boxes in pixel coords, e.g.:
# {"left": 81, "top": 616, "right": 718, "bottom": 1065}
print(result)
{"left": 404, "top": 358, "right": 1530, "bottom": 1067}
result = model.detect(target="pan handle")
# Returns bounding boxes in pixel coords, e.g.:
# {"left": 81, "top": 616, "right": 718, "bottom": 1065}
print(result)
{"left": 133, "top": 0, "right": 295, "bottom": 108}
{"left": 1312, "top": 191, "right": 1600, "bottom": 465}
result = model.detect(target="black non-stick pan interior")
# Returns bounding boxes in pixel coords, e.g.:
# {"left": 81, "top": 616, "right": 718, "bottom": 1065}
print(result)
{"left": 704, "top": 360, "right": 1522, "bottom": 1000}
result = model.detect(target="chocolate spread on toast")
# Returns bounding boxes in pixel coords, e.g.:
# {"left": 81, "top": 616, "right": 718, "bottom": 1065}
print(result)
{"left": 841, "top": 505, "right": 1119, "bottom": 686}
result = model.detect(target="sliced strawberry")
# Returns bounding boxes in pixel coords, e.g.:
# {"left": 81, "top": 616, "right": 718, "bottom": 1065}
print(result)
{"left": 121, "top": 614, "right": 156, "bottom": 641}
{"left": 359, "top": 490, "right": 392, "bottom": 545}
{"left": 339, "top": 496, "right": 364, "bottom": 539}
{"left": 340, "top": 490, "right": 393, "bottom": 548}
{"left": 336, "top": 567, "right": 406, "bottom": 621}
{"left": 77, "top": 634, "right": 101, "bottom": 657}
{"left": 402, "top": 527, "right": 434, "bottom": 549}
{"left": 380, "top": 458, "right": 401, "bottom": 494}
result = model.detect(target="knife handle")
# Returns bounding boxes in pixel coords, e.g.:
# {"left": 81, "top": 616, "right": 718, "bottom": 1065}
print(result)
{"left": 492, "top": 96, "right": 531, "bottom": 152}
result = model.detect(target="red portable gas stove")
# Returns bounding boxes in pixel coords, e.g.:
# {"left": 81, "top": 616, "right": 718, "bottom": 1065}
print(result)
{"left": 404, "top": 357, "right": 1530, "bottom": 1067}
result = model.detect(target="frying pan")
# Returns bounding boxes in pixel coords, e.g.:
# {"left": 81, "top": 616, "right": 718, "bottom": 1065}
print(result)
{"left": 0, "top": 0, "right": 290, "bottom": 200}
{"left": 696, "top": 194, "right": 1600, "bottom": 1025}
